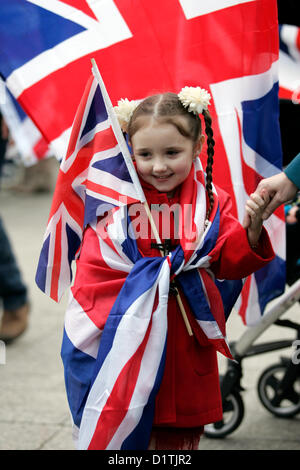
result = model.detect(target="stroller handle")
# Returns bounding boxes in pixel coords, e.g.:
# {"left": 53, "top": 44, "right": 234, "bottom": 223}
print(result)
{"left": 234, "top": 279, "right": 300, "bottom": 357}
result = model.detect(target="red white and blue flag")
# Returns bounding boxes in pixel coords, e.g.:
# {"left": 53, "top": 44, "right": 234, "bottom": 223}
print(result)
{"left": 210, "top": 64, "right": 285, "bottom": 325}
{"left": 0, "top": 79, "right": 49, "bottom": 166}
{"left": 1, "top": 0, "right": 285, "bottom": 325}
{"left": 19, "top": 0, "right": 284, "bottom": 449}
{"left": 60, "top": 156, "right": 243, "bottom": 450}
{"left": 35, "top": 61, "right": 246, "bottom": 448}
{"left": 278, "top": 24, "right": 300, "bottom": 101}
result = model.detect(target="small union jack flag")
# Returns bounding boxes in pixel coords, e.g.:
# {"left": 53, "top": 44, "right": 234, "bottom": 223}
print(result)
{"left": 35, "top": 66, "right": 145, "bottom": 302}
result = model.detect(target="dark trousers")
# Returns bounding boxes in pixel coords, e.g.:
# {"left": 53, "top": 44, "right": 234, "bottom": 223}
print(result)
{"left": 0, "top": 216, "right": 27, "bottom": 310}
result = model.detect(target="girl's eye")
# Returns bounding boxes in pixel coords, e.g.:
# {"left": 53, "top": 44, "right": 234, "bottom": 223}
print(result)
{"left": 166, "top": 150, "right": 179, "bottom": 156}
{"left": 136, "top": 151, "right": 150, "bottom": 157}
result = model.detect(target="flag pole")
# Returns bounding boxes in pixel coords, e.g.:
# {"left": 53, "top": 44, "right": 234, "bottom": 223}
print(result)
{"left": 91, "top": 58, "right": 193, "bottom": 336}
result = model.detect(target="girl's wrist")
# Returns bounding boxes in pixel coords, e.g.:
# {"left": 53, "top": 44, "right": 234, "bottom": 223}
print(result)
{"left": 247, "top": 227, "right": 262, "bottom": 250}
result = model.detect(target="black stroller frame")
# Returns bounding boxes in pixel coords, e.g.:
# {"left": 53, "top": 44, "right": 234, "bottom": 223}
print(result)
{"left": 204, "top": 278, "right": 300, "bottom": 438}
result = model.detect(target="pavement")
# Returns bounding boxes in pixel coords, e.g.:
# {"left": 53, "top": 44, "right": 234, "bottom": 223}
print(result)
{"left": 0, "top": 165, "right": 300, "bottom": 451}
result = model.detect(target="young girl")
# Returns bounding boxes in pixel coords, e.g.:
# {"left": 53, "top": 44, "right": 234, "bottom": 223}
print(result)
{"left": 62, "top": 87, "right": 275, "bottom": 451}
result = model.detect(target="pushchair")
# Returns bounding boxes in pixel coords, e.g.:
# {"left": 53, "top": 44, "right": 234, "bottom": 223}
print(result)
{"left": 204, "top": 277, "right": 300, "bottom": 438}
{"left": 204, "top": 195, "right": 300, "bottom": 438}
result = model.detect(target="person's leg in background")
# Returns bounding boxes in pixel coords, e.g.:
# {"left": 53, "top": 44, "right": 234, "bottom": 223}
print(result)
{"left": 0, "top": 113, "right": 29, "bottom": 342}
{"left": 0, "top": 216, "right": 29, "bottom": 342}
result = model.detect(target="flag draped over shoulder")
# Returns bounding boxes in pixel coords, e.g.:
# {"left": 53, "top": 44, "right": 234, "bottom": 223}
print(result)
{"left": 2, "top": 2, "right": 284, "bottom": 320}
{"left": 35, "top": 70, "right": 144, "bottom": 302}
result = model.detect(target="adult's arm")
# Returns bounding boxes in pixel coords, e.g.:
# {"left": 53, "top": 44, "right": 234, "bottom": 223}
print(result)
{"left": 252, "top": 153, "right": 300, "bottom": 220}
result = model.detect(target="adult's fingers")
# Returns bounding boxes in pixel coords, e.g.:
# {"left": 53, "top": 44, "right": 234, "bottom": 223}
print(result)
{"left": 242, "top": 211, "right": 251, "bottom": 229}
{"left": 261, "top": 196, "right": 281, "bottom": 220}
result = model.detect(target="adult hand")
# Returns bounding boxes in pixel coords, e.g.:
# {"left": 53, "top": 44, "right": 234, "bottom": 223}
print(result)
{"left": 254, "top": 172, "right": 298, "bottom": 220}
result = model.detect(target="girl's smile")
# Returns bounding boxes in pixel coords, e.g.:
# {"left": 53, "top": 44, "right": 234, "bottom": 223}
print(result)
{"left": 131, "top": 117, "right": 203, "bottom": 197}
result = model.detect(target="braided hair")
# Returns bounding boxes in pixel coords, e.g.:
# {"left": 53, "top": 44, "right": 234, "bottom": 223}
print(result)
{"left": 127, "top": 92, "right": 215, "bottom": 219}
{"left": 202, "top": 109, "right": 215, "bottom": 219}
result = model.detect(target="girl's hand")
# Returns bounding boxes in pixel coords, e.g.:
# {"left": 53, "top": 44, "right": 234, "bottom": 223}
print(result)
{"left": 242, "top": 190, "right": 270, "bottom": 248}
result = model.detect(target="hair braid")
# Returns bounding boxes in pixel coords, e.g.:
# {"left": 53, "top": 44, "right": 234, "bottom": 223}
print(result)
{"left": 202, "top": 109, "right": 215, "bottom": 219}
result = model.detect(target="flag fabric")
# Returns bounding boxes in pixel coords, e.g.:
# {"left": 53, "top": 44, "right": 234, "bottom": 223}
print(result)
{"left": 277, "top": 24, "right": 300, "bottom": 166}
{"left": 0, "top": 79, "right": 49, "bottom": 166}
{"left": 1, "top": 0, "right": 285, "bottom": 325}
{"left": 35, "top": 70, "right": 145, "bottom": 302}
{"left": 210, "top": 63, "right": 286, "bottom": 325}
{"left": 31, "top": 0, "right": 283, "bottom": 448}
{"left": 61, "top": 157, "right": 244, "bottom": 450}
{"left": 278, "top": 24, "right": 300, "bottom": 101}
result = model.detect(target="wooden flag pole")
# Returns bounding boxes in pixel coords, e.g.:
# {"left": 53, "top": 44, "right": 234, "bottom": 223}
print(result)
{"left": 91, "top": 57, "right": 193, "bottom": 337}
{"left": 143, "top": 201, "right": 193, "bottom": 336}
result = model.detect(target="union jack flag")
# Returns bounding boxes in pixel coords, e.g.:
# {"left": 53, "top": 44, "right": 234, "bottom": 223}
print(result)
{"left": 1, "top": 2, "right": 284, "bottom": 318}
{"left": 61, "top": 158, "right": 244, "bottom": 450}
{"left": 35, "top": 67, "right": 145, "bottom": 302}
{"left": 211, "top": 64, "right": 285, "bottom": 325}
{"left": 0, "top": 79, "right": 49, "bottom": 166}
{"left": 278, "top": 23, "right": 300, "bottom": 101}
{"left": 29, "top": 0, "right": 283, "bottom": 449}
{"left": 277, "top": 23, "right": 300, "bottom": 166}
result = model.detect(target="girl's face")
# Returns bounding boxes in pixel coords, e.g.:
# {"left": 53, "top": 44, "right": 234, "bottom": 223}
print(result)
{"left": 131, "top": 116, "right": 204, "bottom": 197}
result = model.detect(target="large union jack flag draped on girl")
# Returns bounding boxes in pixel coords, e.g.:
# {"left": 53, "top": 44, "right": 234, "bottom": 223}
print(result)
{"left": 0, "top": 0, "right": 285, "bottom": 325}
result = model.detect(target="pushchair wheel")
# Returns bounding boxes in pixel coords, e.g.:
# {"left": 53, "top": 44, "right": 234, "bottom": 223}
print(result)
{"left": 257, "top": 361, "right": 300, "bottom": 418}
{"left": 204, "top": 389, "right": 244, "bottom": 438}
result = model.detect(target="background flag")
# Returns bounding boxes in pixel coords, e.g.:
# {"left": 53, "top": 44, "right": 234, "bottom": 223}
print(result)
{"left": 35, "top": 67, "right": 145, "bottom": 302}
{"left": 1, "top": 0, "right": 285, "bottom": 325}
